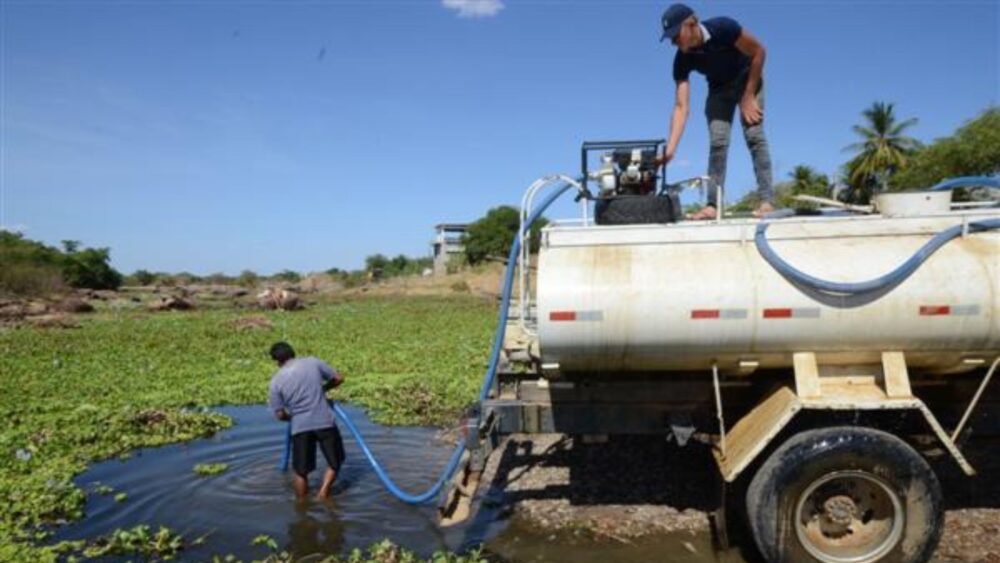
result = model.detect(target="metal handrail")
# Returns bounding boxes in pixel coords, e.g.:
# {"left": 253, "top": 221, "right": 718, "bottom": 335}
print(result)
{"left": 662, "top": 175, "right": 723, "bottom": 222}
{"left": 518, "top": 175, "right": 587, "bottom": 337}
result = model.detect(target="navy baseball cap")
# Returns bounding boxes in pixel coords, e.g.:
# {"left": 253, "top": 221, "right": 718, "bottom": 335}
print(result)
{"left": 660, "top": 3, "right": 694, "bottom": 42}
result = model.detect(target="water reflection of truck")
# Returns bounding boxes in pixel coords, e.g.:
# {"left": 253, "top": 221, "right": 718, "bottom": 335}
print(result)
{"left": 441, "top": 140, "right": 1000, "bottom": 563}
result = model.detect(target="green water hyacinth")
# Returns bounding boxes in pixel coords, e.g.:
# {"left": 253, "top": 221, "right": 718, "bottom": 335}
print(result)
{"left": 0, "top": 296, "right": 494, "bottom": 561}
{"left": 194, "top": 462, "right": 230, "bottom": 476}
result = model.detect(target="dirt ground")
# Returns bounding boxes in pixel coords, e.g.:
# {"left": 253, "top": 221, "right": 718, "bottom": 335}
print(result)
{"left": 476, "top": 434, "right": 1000, "bottom": 562}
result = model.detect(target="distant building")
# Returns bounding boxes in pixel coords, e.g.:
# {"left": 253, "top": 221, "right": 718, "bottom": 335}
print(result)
{"left": 432, "top": 224, "right": 468, "bottom": 275}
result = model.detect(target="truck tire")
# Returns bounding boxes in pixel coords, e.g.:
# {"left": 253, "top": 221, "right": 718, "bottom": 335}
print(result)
{"left": 746, "top": 426, "right": 942, "bottom": 563}
{"left": 594, "top": 194, "right": 680, "bottom": 225}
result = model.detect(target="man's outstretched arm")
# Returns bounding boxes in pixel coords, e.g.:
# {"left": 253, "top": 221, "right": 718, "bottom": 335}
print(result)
{"left": 661, "top": 79, "right": 690, "bottom": 166}
{"left": 735, "top": 29, "right": 766, "bottom": 124}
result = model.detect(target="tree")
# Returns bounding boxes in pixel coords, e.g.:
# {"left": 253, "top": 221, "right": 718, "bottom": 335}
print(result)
{"left": 843, "top": 101, "right": 921, "bottom": 201}
{"left": 273, "top": 270, "right": 300, "bottom": 283}
{"left": 774, "top": 165, "right": 831, "bottom": 208}
{"left": 0, "top": 231, "right": 66, "bottom": 295}
{"left": 463, "top": 205, "right": 547, "bottom": 265}
{"left": 237, "top": 270, "right": 259, "bottom": 288}
{"left": 61, "top": 247, "right": 123, "bottom": 290}
{"left": 205, "top": 272, "right": 233, "bottom": 285}
{"left": 365, "top": 254, "right": 388, "bottom": 274}
{"left": 389, "top": 254, "right": 410, "bottom": 276}
{"left": 892, "top": 107, "right": 1000, "bottom": 190}
{"left": 131, "top": 269, "right": 156, "bottom": 286}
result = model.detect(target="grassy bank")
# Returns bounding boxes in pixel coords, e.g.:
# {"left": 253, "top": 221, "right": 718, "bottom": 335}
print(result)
{"left": 0, "top": 296, "right": 495, "bottom": 561}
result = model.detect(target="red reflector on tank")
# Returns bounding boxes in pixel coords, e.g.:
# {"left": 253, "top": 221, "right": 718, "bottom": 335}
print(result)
{"left": 763, "top": 308, "right": 793, "bottom": 318}
{"left": 691, "top": 310, "right": 721, "bottom": 319}
{"left": 920, "top": 305, "right": 951, "bottom": 316}
{"left": 549, "top": 311, "right": 577, "bottom": 322}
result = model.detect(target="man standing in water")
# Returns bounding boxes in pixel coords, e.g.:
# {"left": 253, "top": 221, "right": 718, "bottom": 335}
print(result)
{"left": 268, "top": 341, "right": 346, "bottom": 500}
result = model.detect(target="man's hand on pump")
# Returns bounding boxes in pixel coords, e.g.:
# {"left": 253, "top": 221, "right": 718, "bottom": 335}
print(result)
{"left": 654, "top": 148, "right": 674, "bottom": 169}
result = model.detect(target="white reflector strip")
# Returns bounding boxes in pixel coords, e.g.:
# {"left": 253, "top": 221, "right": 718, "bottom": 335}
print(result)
{"left": 721, "top": 309, "right": 749, "bottom": 319}
{"left": 792, "top": 307, "right": 821, "bottom": 318}
{"left": 575, "top": 310, "right": 604, "bottom": 322}
{"left": 951, "top": 304, "right": 981, "bottom": 316}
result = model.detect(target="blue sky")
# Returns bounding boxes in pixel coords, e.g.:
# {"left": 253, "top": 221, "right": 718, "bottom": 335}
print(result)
{"left": 2, "top": 0, "right": 997, "bottom": 275}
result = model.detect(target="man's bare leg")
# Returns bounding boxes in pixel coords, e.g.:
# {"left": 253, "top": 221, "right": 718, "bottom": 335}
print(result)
{"left": 293, "top": 473, "right": 309, "bottom": 500}
{"left": 316, "top": 467, "right": 337, "bottom": 500}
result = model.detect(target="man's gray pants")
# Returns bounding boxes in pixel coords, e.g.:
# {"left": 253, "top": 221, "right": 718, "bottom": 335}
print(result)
{"left": 705, "top": 75, "right": 773, "bottom": 207}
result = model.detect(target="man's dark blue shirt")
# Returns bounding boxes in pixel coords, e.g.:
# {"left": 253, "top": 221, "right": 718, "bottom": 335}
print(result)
{"left": 672, "top": 17, "right": 750, "bottom": 90}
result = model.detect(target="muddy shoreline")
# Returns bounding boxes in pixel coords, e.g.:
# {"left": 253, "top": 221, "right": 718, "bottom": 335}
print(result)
{"left": 477, "top": 434, "right": 1000, "bottom": 562}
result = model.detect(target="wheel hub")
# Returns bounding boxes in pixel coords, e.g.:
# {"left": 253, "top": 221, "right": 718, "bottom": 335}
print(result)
{"left": 823, "top": 495, "right": 859, "bottom": 527}
{"left": 795, "top": 471, "right": 904, "bottom": 563}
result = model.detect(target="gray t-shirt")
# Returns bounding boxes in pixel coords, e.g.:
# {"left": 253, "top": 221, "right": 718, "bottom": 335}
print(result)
{"left": 268, "top": 357, "right": 340, "bottom": 435}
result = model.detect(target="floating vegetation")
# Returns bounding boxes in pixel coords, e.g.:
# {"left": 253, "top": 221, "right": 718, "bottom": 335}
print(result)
{"left": 194, "top": 462, "right": 230, "bottom": 476}
{"left": 0, "top": 296, "right": 494, "bottom": 559}
{"left": 52, "top": 525, "right": 186, "bottom": 560}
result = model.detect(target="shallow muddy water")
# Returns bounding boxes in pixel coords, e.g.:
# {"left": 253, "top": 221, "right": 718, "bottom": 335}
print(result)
{"left": 54, "top": 404, "right": 731, "bottom": 561}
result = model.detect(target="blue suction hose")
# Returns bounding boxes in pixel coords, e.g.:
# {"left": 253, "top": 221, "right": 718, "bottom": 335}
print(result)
{"left": 756, "top": 177, "right": 1000, "bottom": 300}
{"left": 756, "top": 218, "right": 1000, "bottom": 298}
{"left": 279, "top": 183, "right": 576, "bottom": 505}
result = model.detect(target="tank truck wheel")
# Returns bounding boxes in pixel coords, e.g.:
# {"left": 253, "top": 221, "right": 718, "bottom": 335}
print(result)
{"left": 594, "top": 195, "right": 679, "bottom": 225}
{"left": 746, "top": 426, "right": 942, "bottom": 563}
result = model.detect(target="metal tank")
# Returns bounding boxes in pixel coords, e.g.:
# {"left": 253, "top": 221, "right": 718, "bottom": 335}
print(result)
{"left": 536, "top": 210, "right": 1000, "bottom": 374}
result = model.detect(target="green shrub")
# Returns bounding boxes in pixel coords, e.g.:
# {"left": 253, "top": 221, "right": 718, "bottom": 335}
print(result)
{"left": 129, "top": 270, "right": 157, "bottom": 286}
{"left": 237, "top": 270, "right": 259, "bottom": 288}
{"left": 273, "top": 270, "right": 301, "bottom": 283}
{"left": 0, "top": 262, "right": 65, "bottom": 297}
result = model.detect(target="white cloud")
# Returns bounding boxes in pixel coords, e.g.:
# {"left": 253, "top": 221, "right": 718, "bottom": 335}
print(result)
{"left": 442, "top": 0, "right": 504, "bottom": 18}
{"left": 0, "top": 224, "right": 29, "bottom": 234}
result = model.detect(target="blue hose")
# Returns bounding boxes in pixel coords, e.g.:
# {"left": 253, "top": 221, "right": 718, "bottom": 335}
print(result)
{"left": 929, "top": 176, "right": 1000, "bottom": 191}
{"left": 278, "top": 182, "right": 576, "bottom": 505}
{"left": 279, "top": 424, "right": 291, "bottom": 471}
{"left": 756, "top": 217, "right": 1000, "bottom": 301}
{"left": 333, "top": 402, "right": 466, "bottom": 504}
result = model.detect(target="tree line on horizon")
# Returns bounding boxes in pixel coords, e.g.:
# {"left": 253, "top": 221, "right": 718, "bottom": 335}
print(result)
{"left": 730, "top": 103, "right": 999, "bottom": 211}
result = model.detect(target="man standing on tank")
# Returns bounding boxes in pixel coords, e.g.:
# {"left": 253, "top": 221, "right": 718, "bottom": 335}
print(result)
{"left": 656, "top": 3, "right": 774, "bottom": 220}
{"left": 268, "top": 341, "right": 346, "bottom": 500}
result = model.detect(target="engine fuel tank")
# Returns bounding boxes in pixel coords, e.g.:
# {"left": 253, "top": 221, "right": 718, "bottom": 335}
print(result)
{"left": 536, "top": 211, "right": 1000, "bottom": 374}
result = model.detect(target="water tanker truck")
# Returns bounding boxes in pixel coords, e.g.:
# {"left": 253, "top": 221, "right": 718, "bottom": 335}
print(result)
{"left": 435, "top": 140, "right": 1000, "bottom": 563}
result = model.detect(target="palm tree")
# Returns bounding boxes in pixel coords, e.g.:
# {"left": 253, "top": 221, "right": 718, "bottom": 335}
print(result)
{"left": 789, "top": 165, "right": 830, "bottom": 198}
{"left": 844, "top": 102, "right": 921, "bottom": 194}
{"left": 773, "top": 165, "right": 830, "bottom": 208}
